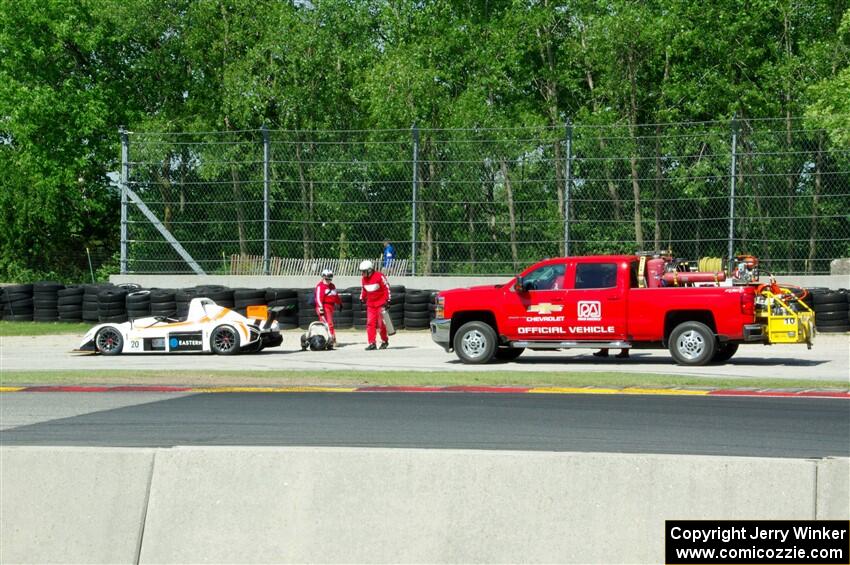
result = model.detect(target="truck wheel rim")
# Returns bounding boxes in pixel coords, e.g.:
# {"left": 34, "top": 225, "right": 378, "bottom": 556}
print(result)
{"left": 677, "top": 330, "right": 705, "bottom": 360}
{"left": 461, "top": 330, "right": 487, "bottom": 358}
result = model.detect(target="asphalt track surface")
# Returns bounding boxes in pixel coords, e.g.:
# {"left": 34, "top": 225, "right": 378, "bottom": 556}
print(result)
{"left": 1, "top": 331, "right": 848, "bottom": 381}
{"left": 1, "top": 392, "right": 847, "bottom": 458}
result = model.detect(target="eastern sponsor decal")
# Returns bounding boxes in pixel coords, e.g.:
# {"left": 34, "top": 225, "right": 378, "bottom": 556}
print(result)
{"left": 168, "top": 332, "right": 203, "bottom": 351}
{"left": 527, "top": 303, "right": 563, "bottom": 315}
{"left": 577, "top": 300, "right": 602, "bottom": 321}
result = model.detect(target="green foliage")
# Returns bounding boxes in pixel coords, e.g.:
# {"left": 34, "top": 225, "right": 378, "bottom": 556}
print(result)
{"left": 1, "top": 0, "right": 848, "bottom": 279}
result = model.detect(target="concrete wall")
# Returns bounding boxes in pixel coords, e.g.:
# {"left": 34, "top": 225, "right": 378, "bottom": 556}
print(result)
{"left": 0, "top": 447, "right": 155, "bottom": 564}
{"left": 110, "top": 273, "right": 850, "bottom": 291}
{"left": 2, "top": 447, "right": 848, "bottom": 564}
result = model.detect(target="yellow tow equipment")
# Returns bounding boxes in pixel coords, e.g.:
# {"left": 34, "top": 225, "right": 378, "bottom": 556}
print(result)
{"left": 755, "top": 278, "right": 815, "bottom": 349}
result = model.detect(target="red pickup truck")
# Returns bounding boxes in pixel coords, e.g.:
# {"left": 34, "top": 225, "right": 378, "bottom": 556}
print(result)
{"left": 430, "top": 254, "right": 776, "bottom": 366}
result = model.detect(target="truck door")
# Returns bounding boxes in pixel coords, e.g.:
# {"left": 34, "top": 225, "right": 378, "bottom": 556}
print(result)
{"left": 501, "top": 262, "right": 570, "bottom": 340}
{"left": 561, "top": 261, "right": 627, "bottom": 340}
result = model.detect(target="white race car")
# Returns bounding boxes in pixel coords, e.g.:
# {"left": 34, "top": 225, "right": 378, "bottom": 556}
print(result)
{"left": 78, "top": 297, "right": 283, "bottom": 355}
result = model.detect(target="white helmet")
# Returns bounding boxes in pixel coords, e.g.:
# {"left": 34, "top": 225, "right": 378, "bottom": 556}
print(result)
{"left": 321, "top": 268, "right": 333, "bottom": 278}
{"left": 359, "top": 260, "right": 374, "bottom": 271}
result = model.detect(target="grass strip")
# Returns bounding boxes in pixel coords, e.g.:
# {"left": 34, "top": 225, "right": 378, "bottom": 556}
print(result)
{"left": 1, "top": 370, "right": 847, "bottom": 391}
{"left": 0, "top": 321, "right": 91, "bottom": 336}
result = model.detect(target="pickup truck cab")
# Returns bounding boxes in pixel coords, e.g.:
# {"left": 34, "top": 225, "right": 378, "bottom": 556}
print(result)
{"left": 430, "top": 255, "right": 769, "bottom": 366}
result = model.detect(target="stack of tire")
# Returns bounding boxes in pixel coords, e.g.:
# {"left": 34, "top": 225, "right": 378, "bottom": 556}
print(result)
{"left": 266, "top": 288, "right": 298, "bottom": 329}
{"left": 175, "top": 288, "right": 199, "bottom": 319}
{"left": 33, "top": 281, "right": 64, "bottom": 322}
{"left": 57, "top": 285, "right": 85, "bottom": 322}
{"left": 150, "top": 289, "right": 177, "bottom": 318}
{"left": 82, "top": 284, "right": 109, "bottom": 322}
{"left": 2, "top": 284, "right": 34, "bottom": 321}
{"left": 297, "top": 289, "right": 320, "bottom": 329}
{"left": 98, "top": 287, "right": 128, "bottom": 323}
{"left": 334, "top": 290, "right": 353, "bottom": 330}
{"left": 348, "top": 287, "right": 366, "bottom": 329}
{"left": 402, "top": 289, "right": 433, "bottom": 330}
{"left": 231, "top": 288, "right": 265, "bottom": 317}
{"left": 197, "top": 285, "right": 235, "bottom": 308}
{"left": 809, "top": 289, "right": 849, "bottom": 333}
{"left": 387, "top": 286, "right": 405, "bottom": 330}
{"left": 126, "top": 290, "right": 152, "bottom": 319}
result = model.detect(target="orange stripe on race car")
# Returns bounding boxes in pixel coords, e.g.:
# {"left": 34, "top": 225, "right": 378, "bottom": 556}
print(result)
{"left": 133, "top": 308, "right": 230, "bottom": 330}
{"left": 137, "top": 317, "right": 210, "bottom": 329}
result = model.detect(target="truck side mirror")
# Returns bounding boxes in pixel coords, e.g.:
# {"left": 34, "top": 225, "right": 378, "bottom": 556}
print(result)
{"left": 514, "top": 276, "right": 525, "bottom": 293}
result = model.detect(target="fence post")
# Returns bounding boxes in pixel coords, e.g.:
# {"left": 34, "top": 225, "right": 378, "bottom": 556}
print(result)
{"left": 564, "top": 119, "right": 573, "bottom": 257}
{"left": 728, "top": 114, "right": 738, "bottom": 268}
{"left": 119, "top": 127, "right": 129, "bottom": 274}
{"left": 412, "top": 124, "right": 419, "bottom": 276}
{"left": 262, "top": 125, "right": 271, "bottom": 275}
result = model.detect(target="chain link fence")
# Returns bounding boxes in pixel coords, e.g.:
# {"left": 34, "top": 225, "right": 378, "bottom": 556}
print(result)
{"left": 122, "top": 118, "right": 850, "bottom": 276}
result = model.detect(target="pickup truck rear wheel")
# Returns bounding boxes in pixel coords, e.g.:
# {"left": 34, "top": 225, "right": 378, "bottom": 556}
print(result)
{"left": 454, "top": 321, "right": 497, "bottom": 364}
{"left": 669, "top": 321, "right": 716, "bottom": 366}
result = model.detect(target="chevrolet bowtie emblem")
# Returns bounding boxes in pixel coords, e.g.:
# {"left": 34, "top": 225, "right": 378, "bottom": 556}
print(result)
{"left": 528, "top": 303, "right": 563, "bottom": 314}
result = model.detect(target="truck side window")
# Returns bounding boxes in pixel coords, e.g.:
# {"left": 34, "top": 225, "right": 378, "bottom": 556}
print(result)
{"left": 575, "top": 263, "right": 618, "bottom": 289}
{"left": 522, "top": 264, "right": 566, "bottom": 291}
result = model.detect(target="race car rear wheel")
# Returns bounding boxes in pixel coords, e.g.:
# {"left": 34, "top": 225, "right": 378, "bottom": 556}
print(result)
{"left": 95, "top": 326, "right": 124, "bottom": 356}
{"left": 211, "top": 325, "right": 240, "bottom": 355}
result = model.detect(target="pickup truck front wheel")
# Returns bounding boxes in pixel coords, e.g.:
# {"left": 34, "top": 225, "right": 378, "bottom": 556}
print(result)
{"left": 669, "top": 321, "right": 716, "bottom": 366}
{"left": 454, "top": 321, "right": 497, "bottom": 364}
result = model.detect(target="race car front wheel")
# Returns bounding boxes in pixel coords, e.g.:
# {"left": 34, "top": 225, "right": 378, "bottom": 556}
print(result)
{"left": 95, "top": 326, "right": 124, "bottom": 355}
{"left": 211, "top": 325, "right": 240, "bottom": 355}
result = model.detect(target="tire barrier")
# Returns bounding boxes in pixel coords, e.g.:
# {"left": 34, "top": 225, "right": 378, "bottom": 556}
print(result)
{"left": 149, "top": 289, "right": 177, "bottom": 318}
{"left": 810, "top": 288, "right": 850, "bottom": 333}
{"left": 83, "top": 284, "right": 108, "bottom": 322}
{"left": 1, "top": 283, "right": 34, "bottom": 321}
{"left": 98, "top": 288, "right": 128, "bottom": 323}
{"left": 403, "top": 289, "right": 435, "bottom": 330}
{"left": 33, "top": 281, "right": 64, "bottom": 322}
{"left": 57, "top": 285, "right": 84, "bottom": 322}
{"left": 10, "top": 282, "right": 848, "bottom": 334}
{"left": 126, "top": 290, "right": 152, "bottom": 320}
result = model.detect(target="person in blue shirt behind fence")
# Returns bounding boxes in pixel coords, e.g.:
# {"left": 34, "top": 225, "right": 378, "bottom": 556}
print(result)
{"left": 382, "top": 240, "right": 395, "bottom": 270}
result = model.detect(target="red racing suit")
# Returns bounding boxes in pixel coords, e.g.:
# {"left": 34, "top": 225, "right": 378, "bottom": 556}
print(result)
{"left": 315, "top": 280, "right": 342, "bottom": 340}
{"left": 360, "top": 271, "right": 391, "bottom": 344}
